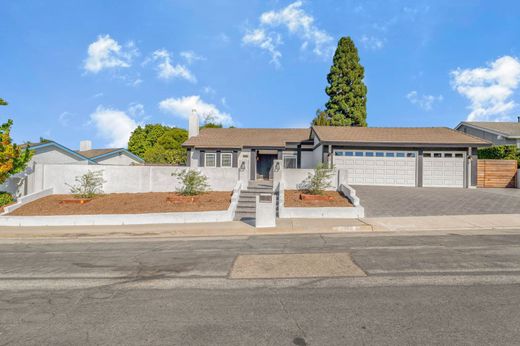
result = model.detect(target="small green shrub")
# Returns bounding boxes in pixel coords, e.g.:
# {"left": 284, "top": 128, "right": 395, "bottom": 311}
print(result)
{"left": 0, "top": 192, "right": 14, "bottom": 207}
{"left": 299, "top": 163, "right": 334, "bottom": 195}
{"left": 478, "top": 145, "right": 520, "bottom": 167}
{"left": 66, "top": 170, "right": 106, "bottom": 198}
{"left": 172, "top": 169, "right": 210, "bottom": 196}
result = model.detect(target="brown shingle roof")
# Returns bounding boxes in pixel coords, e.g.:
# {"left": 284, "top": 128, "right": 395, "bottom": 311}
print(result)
{"left": 312, "top": 126, "right": 490, "bottom": 146}
{"left": 460, "top": 121, "right": 520, "bottom": 137}
{"left": 76, "top": 148, "right": 122, "bottom": 158}
{"left": 182, "top": 128, "right": 312, "bottom": 148}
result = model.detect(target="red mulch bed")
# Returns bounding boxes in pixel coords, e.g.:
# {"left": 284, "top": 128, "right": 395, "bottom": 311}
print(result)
{"left": 284, "top": 190, "right": 353, "bottom": 208}
{"left": 8, "top": 192, "right": 232, "bottom": 216}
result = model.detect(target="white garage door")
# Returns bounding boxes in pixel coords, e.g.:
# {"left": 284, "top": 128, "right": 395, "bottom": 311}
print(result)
{"left": 334, "top": 150, "right": 417, "bottom": 186}
{"left": 423, "top": 152, "right": 465, "bottom": 188}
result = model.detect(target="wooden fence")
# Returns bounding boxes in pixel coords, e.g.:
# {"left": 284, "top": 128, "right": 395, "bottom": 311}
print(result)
{"left": 477, "top": 159, "right": 517, "bottom": 188}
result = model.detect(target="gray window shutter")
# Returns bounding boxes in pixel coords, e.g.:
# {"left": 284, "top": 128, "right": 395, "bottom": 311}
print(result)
{"left": 216, "top": 151, "right": 221, "bottom": 167}
{"left": 199, "top": 150, "right": 205, "bottom": 167}
{"left": 232, "top": 151, "right": 238, "bottom": 167}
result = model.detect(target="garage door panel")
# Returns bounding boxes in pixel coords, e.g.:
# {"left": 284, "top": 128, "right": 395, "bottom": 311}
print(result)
{"left": 423, "top": 154, "right": 464, "bottom": 188}
{"left": 334, "top": 151, "right": 417, "bottom": 187}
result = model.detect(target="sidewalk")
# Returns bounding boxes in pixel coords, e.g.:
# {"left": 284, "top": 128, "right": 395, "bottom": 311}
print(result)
{"left": 364, "top": 214, "right": 520, "bottom": 232}
{"left": 0, "top": 214, "right": 519, "bottom": 240}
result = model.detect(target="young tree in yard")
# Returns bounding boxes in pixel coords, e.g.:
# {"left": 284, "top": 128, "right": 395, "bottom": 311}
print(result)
{"left": 0, "top": 98, "right": 33, "bottom": 184}
{"left": 312, "top": 109, "right": 329, "bottom": 126}
{"left": 300, "top": 163, "right": 334, "bottom": 195}
{"left": 173, "top": 169, "right": 210, "bottom": 196}
{"left": 128, "top": 124, "right": 188, "bottom": 165}
{"left": 313, "top": 37, "right": 367, "bottom": 127}
{"left": 66, "top": 170, "right": 106, "bottom": 198}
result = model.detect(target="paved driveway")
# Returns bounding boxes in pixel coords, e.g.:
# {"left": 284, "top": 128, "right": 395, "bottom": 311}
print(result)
{"left": 353, "top": 185, "right": 520, "bottom": 217}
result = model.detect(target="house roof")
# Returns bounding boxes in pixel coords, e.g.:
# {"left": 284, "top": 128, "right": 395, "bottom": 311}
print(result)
{"left": 76, "top": 148, "right": 144, "bottom": 163}
{"left": 22, "top": 141, "right": 96, "bottom": 162}
{"left": 182, "top": 128, "right": 312, "bottom": 149}
{"left": 457, "top": 121, "right": 520, "bottom": 138}
{"left": 312, "top": 126, "right": 490, "bottom": 146}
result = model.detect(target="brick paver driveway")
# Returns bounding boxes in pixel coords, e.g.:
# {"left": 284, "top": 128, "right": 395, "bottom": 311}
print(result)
{"left": 353, "top": 186, "right": 520, "bottom": 217}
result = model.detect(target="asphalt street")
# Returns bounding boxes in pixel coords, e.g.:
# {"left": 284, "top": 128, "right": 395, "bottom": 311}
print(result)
{"left": 2, "top": 230, "right": 520, "bottom": 345}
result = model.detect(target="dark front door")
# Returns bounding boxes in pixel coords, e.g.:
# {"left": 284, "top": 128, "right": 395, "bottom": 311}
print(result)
{"left": 256, "top": 154, "right": 277, "bottom": 180}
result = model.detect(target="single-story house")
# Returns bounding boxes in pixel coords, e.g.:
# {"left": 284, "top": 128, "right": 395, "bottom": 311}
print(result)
{"left": 24, "top": 140, "right": 144, "bottom": 166}
{"left": 183, "top": 113, "right": 490, "bottom": 188}
{"left": 455, "top": 120, "right": 520, "bottom": 148}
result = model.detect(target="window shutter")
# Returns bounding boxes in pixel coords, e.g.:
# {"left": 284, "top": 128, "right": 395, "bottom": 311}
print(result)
{"left": 216, "top": 151, "right": 221, "bottom": 167}
{"left": 199, "top": 150, "right": 205, "bottom": 167}
{"left": 232, "top": 151, "right": 238, "bottom": 168}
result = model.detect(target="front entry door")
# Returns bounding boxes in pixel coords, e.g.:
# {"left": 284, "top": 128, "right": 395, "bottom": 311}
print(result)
{"left": 256, "top": 154, "right": 277, "bottom": 180}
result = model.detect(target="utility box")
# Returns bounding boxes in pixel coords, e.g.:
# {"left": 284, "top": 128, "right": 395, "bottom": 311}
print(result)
{"left": 255, "top": 193, "right": 276, "bottom": 228}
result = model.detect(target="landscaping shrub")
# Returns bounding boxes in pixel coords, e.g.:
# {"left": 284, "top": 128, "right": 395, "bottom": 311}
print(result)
{"left": 299, "top": 163, "right": 334, "bottom": 195}
{"left": 0, "top": 191, "right": 13, "bottom": 207}
{"left": 173, "top": 169, "right": 210, "bottom": 196}
{"left": 66, "top": 170, "right": 106, "bottom": 198}
{"left": 478, "top": 145, "right": 520, "bottom": 167}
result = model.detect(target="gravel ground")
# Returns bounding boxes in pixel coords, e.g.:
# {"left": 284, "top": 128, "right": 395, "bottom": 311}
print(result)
{"left": 8, "top": 192, "right": 232, "bottom": 216}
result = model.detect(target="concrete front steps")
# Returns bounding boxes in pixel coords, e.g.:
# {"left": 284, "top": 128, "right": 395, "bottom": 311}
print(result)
{"left": 234, "top": 181, "right": 273, "bottom": 221}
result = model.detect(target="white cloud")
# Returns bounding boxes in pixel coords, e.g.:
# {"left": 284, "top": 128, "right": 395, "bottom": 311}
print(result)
{"left": 406, "top": 91, "right": 443, "bottom": 111}
{"left": 159, "top": 95, "right": 233, "bottom": 126}
{"left": 127, "top": 103, "right": 145, "bottom": 118}
{"left": 243, "top": 1, "right": 333, "bottom": 65}
{"left": 242, "top": 29, "right": 282, "bottom": 67}
{"left": 58, "top": 112, "right": 75, "bottom": 127}
{"left": 90, "top": 106, "right": 139, "bottom": 148}
{"left": 151, "top": 49, "right": 196, "bottom": 83}
{"left": 451, "top": 56, "right": 520, "bottom": 121}
{"left": 203, "top": 86, "right": 216, "bottom": 95}
{"left": 260, "top": 1, "right": 333, "bottom": 57}
{"left": 180, "top": 50, "right": 205, "bottom": 64}
{"left": 83, "top": 35, "right": 138, "bottom": 73}
{"left": 360, "top": 35, "right": 384, "bottom": 50}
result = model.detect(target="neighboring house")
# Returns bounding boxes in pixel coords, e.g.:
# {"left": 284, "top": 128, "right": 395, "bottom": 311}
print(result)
{"left": 183, "top": 113, "right": 490, "bottom": 188}
{"left": 23, "top": 140, "right": 144, "bottom": 166}
{"left": 75, "top": 141, "right": 144, "bottom": 165}
{"left": 455, "top": 120, "right": 520, "bottom": 148}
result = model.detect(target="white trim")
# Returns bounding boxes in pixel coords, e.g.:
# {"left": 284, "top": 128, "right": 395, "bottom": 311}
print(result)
{"left": 205, "top": 153, "right": 216, "bottom": 167}
{"left": 221, "top": 152, "right": 232, "bottom": 168}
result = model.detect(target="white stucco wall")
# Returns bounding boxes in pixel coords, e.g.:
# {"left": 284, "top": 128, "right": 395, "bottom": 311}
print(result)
{"left": 281, "top": 168, "right": 337, "bottom": 190}
{"left": 30, "top": 163, "right": 238, "bottom": 194}
{"left": 94, "top": 153, "right": 141, "bottom": 165}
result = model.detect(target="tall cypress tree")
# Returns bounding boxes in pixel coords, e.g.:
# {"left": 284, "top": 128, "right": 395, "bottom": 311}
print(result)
{"left": 313, "top": 37, "right": 367, "bottom": 127}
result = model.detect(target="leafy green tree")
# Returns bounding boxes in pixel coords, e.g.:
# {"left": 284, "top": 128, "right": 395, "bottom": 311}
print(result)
{"left": 478, "top": 145, "right": 520, "bottom": 167}
{"left": 0, "top": 98, "right": 33, "bottom": 184}
{"left": 172, "top": 169, "right": 210, "bottom": 196}
{"left": 313, "top": 37, "right": 367, "bottom": 127}
{"left": 299, "top": 163, "right": 334, "bottom": 195}
{"left": 312, "top": 109, "right": 329, "bottom": 126}
{"left": 128, "top": 124, "right": 188, "bottom": 165}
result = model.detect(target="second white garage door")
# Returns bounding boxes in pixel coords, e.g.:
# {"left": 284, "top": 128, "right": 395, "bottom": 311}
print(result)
{"left": 422, "top": 152, "right": 465, "bottom": 188}
{"left": 334, "top": 150, "right": 417, "bottom": 186}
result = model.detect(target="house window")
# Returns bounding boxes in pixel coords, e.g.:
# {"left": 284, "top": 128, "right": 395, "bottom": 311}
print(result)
{"left": 283, "top": 154, "right": 297, "bottom": 169}
{"left": 365, "top": 152, "right": 374, "bottom": 157}
{"left": 355, "top": 152, "right": 364, "bottom": 157}
{"left": 205, "top": 153, "right": 216, "bottom": 167}
{"left": 221, "top": 153, "right": 232, "bottom": 167}
{"left": 375, "top": 152, "right": 384, "bottom": 157}
{"left": 396, "top": 152, "right": 405, "bottom": 158}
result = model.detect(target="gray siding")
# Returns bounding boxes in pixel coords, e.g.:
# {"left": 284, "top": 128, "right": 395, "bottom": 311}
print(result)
{"left": 458, "top": 125, "right": 516, "bottom": 146}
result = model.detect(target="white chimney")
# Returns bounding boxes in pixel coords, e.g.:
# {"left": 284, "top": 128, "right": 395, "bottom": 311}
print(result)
{"left": 80, "top": 140, "right": 92, "bottom": 151}
{"left": 189, "top": 109, "right": 199, "bottom": 138}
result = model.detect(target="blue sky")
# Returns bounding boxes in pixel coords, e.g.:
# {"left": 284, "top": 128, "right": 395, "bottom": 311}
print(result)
{"left": 2, "top": 0, "right": 520, "bottom": 149}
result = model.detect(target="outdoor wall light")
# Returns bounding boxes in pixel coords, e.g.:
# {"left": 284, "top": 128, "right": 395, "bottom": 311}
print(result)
{"left": 274, "top": 162, "right": 280, "bottom": 172}
{"left": 240, "top": 161, "right": 246, "bottom": 171}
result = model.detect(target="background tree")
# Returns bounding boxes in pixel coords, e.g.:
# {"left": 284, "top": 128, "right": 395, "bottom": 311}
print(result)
{"left": 0, "top": 98, "right": 33, "bottom": 184}
{"left": 313, "top": 36, "right": 367, "bottom": 127}
{"left": 312, "top": 109, "right": 329, "bottom": 126}
{"left": 128, "top": 124, "right": 188, "bottom": 165}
